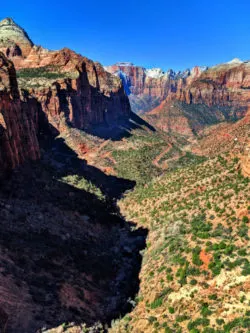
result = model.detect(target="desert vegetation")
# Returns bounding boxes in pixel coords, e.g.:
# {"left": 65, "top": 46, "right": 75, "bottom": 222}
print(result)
{"left": 109, "top": 150, "right": 250, "bottom": 333}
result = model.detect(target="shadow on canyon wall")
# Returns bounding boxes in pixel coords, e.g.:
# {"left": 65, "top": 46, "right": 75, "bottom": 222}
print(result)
{"left": 0, "top": 108, "right": 151, "bottom": 332}
{"left": 84, "top": 111, "right": 156, "bottom": 141}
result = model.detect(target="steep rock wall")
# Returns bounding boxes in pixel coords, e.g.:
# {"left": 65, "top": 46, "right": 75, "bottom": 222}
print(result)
{"left": 16, "top": 48, "right": 131, "bottom": 131}
{"left": 0, "top": 52, "right": 39, "bottom": 174}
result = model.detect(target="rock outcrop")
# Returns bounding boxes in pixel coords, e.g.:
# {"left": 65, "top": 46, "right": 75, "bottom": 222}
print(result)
{"left": 106, "top": 60, "right": 250, "bottom": 125}
{"left": 147, "top": 61, "right": 250, "bottom": 136}
{"left": 0, "top": 18, "right": 33, "bottom": 57}
{"left": 0, "top": 18, "right": 131, "bottom": 135}
{"left": 15, "top": 48, "right": 131, "bottom": 131}
{"left": 107, "top": 60, "right": 250, "bottom": 136}
{"left": 0, "top": 52, "right": 39, "bottom": 175}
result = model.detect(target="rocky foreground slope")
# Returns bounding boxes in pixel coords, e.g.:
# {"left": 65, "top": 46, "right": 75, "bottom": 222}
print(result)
{"left": 112, "top": 153, "right": 250, "bottom": 333}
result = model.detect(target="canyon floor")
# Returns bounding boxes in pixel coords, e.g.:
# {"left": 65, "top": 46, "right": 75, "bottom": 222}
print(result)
{"left": 1, "top": 110, "right": 249, "bottom": 333}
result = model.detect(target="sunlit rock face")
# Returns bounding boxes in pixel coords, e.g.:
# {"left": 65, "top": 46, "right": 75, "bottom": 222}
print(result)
{"left": 15, "top": 48, "right": 131, "bottom": 131}
{"left": 105, "top": 62, "right": 208, "bottom": 114}
{"left": 0, "top": 18, "right": 34, "bottom": 57}
{"left": 0, "top": 18, "right": 131, "bottom": 136}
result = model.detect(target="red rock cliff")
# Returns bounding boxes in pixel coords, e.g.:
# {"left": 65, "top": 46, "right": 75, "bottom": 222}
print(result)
{"left": 0, "top": 19, "right": 131, "bottom": 134}
{"left": 0, "top": 52, "right": 40, "bottom": 174}
{"left": 105, "top": 63, "right": 205, "bottom": 113}
{"left": 174, "top": 61, "right": 250, "bottom": 109}
{"left": 14, "top": 48, "right": 131, "bottom": 132}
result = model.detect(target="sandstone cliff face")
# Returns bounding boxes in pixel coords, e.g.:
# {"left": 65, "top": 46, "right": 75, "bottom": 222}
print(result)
{"left": 105, "top": 63, "right": 207, "bottom": 114}
{"left": 106, "top": 60, "right": 250, "bottom": 124}
{"left": 0, "top": 18, "right": 131, "bottom": 135}
{"left": 15, "top": 48, "right": 131, "bottom": 132}
{"left": 0, "top": 52, "right": 40, "bottom": 175}
{"left": 105, "top": 63, "right": 146, "bottom": 96}
{"left": 131, "top": 61, "right": 250, "bottom": 136}
{"left": 174, "top": 61, "right": 250, "bottom": 109}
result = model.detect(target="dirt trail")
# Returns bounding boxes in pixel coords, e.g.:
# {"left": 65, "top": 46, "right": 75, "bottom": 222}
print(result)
{"left": 153, "top": 143, "right": 172, "bottom": 169}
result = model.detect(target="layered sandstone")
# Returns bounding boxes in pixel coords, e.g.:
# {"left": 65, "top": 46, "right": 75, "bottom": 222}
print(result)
{"left": 15, "top": 48, "right": 131, "bottom": 131}
{"left": 105, "top": 63, "right": 207, "bottom": 113}
{"left": 0, "top": 52, "right": 39, "bottom": 174}
{"left": 139, "top": 61, "right": 250, "bottom": 136}
{"left": 0, "top": 18, "right": 131, "bottom": 134}
{"left": 174, "top": 61, "right": 250, "bottom": 108}
{"left": 106, "top": 60, "right": 250, "bottom": 126}
{"left": 0, "top": 18, "right": 33, "bottom": 57}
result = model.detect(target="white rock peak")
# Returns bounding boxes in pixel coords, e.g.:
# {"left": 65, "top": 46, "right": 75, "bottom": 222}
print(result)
{"left": 227, "top": 58, "right": 243, "bottom": 64}
{"left": 0, "top": 17, "right": 33, "bottom": 46}
{"left": 145, "top": 68, "right": 165, "bottom": 78}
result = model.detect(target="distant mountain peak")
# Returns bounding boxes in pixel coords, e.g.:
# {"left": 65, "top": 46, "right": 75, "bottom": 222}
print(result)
{"left": 145, "top": 68, "right": 165, "bottom": 78}
{"left": 115, "top": 62, "right": 134, "bottom": 67}
{"left": 227, "top": 58, "right": 243, "bottom": 64}
{"left": 0, "top": 17, "right": 17, "bottom": 26}
{"left": 0, "top": 17, "right": 34, "bottom": 57}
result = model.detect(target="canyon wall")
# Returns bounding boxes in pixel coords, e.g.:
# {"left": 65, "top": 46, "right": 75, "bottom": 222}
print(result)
{"left": 0, "top": 18, "right": 131, "bottom": 173}
{"left": 174, "top": 60, "right": 250, "bottom": 108}
{"left": 15, "top": 48, "right": 131, "bottom": 132}
{"left": 106, "top": 60, "right": 250, "bottom": 138}
{"left": 0, "top": 18, "right": 131, "bottom": 134}
{"left": 106, "top": 60, "right": 250, "bottom": 119}
{"left": 105, "top": 63, "right": 179, "bottom": 113}
{"left": 0, "top": 52, "right": 40, "bottom": 175}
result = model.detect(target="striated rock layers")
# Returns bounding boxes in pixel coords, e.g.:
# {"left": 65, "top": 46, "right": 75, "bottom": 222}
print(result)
{"left": 0, "top": 52, "right": 39, "bottom": 175}
{"left": 0, "top": 18, "right": 131, "bottom": 174}
{"left": 15, "top": 48, "right": 131, "bottom": 132}
{"left": 0, "top": 18, "right": 131, "bottom": 134}
{"left": 0, "top": 18, "right": 33, "bottom": 57}
{"left": 106, "top": 60, "right": 250, "bottom": 124}
{"left": 173, "top": 59, "right": 250, "bottom": 108}
{"left": 105, "top": 63, "right": 177, "bottom": 114}
{"left": 146, "top": 60, "right": 250, "bottom": 136}
{"left": 106, "top": 60, "right": 250, "bottom": 137}
{"left": 105, "top": 62, "right": 207, "bottom": 114}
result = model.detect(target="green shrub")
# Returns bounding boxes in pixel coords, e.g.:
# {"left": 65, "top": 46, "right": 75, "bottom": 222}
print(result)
{"left": 168, "top": 307, "right": 175, "bottom": 314}
{"left": 150, "top": 296, "right": 163, "bottom": 309}
{"left": 242, "top": 216, "right": 249, "bottom": 223}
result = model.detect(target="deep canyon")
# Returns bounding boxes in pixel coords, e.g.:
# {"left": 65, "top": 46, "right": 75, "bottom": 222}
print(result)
{"left": 0, "top": 17, "right": 249, "bottom": 333}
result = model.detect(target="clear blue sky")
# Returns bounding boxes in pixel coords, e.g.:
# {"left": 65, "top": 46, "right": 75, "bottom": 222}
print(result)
{"left": 2, "top": 0, "right": 250, "bottom": 71}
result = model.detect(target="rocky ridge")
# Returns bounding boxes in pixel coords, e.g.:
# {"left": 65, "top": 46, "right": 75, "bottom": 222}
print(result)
{"left": 106, "top": 59, "right": 250, "bottom": 130}
{"left": 105, "top": 62, "right": 207, "bottom": 113}
{"left": 0, "top": 18, "right": 33, "bottom": 57}
{"left": 106, "top": 59, "right": 250, "bottom": 138}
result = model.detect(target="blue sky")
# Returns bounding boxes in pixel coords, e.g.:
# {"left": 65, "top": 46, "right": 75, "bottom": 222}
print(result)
{"left": 2, "top": 0, "right": 250, "bottom": 71}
